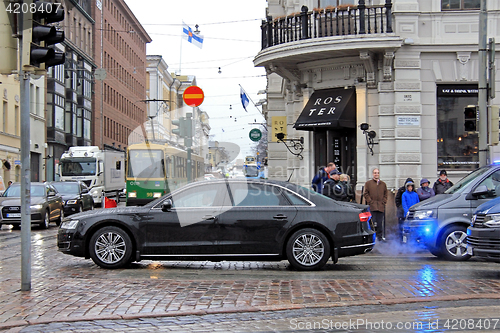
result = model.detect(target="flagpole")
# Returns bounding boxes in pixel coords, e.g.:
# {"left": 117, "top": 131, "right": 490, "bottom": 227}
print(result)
{"left": 178, "top": 31, "right": 183, "bottom": 75}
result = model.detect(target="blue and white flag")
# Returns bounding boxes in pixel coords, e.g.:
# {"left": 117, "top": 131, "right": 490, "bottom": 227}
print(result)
{"left": 182, "top": 23, "right": 204, "bottom": 49}
{"left": 240, "top": 86, "right": 250, "bottom": 112}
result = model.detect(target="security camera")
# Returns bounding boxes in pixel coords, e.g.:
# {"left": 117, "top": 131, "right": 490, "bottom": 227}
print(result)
{"left": 360, "top": 123, "right": 369, "bottom": 131}
{"left": 368, "top": 131, "right": 376, "bottom": 139}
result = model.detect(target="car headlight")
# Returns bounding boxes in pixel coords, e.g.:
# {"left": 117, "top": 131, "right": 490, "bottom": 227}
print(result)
{"left": 484, "top": 213, "right": 500, "bottom": 228}
{"left": 66, "top": 200, "right": 78, "bottom": 205}
{"left": 413, "top": 210, "right": 435, "bottom": 220}
{"left": 128, "top": 192, "right": 137, "bottom": 198}
{"left": 60, "top": 219, "right": 79, "bottom": 229}
{"left": 30, "top": 204, "right": 43, "bottom": 209}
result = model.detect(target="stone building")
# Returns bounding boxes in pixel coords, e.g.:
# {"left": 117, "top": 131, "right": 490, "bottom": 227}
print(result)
{"left": 255, "top": 0, "right": 500, "bottom": 198}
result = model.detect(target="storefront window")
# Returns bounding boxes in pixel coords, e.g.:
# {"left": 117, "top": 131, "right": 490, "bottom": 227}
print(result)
{"left": 437, "top": 85, "right": 478, "bottom": 171}
{"left": 442, "top": 0, "right": 480, "bottom": 10}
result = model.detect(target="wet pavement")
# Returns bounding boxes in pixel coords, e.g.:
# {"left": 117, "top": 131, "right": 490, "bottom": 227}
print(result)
{"left": 1, "top": 225, "right": 500, "bottom": 332}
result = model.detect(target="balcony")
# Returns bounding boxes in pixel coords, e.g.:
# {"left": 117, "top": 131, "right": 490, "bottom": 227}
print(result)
{"left": 254, "top": 2, "right": 402, "bottom": 71}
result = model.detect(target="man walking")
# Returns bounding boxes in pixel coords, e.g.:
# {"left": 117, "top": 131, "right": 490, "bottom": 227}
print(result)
{"left": 363, "top": 168, "right": 388, "bottom": 241}
{"left": 311, "top": 162, "right": 336, "bottom": 193}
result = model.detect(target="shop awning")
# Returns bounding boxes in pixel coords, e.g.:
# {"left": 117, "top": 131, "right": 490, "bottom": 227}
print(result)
{"left": 293, "top": 88, "right": 356, "bottom": 131}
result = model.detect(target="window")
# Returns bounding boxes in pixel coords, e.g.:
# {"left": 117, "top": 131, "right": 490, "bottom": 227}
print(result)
{"left": 319, "top": 0, "right": 356, "bottom": 7}
{"left": 171, "top": 186, "right": 222, "bottom": 208}
{"left": 476, "top": 170, "right": 500, "bottom": 199}
{"left": 442, "top": 0, "right": 480, "bottom": 10}
{"left": 229, "top": 183, "right": 288, "bottom": 207}
{"left": 437, "top": 85, "right": 478, "bottom": 171}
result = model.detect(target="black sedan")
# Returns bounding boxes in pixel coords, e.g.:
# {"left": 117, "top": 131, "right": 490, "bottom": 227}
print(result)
{"left": 58, "top": 179, "right": 375, "bottom": 271}
{"left": 50, "top": 181, "right": 94, "bottom": 216}
{"left": 0, "top": 182, "right": 64, "bottom": 229}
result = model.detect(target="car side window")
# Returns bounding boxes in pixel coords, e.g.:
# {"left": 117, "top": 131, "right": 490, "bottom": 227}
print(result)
{"left": 229, "top": 183, "right": 288, "bottom": 207}
{"left": 170, "top": 185, "right": 224, "bottom": 208}
{"left": 477, "top": 170, "right": 500, "bottom": 198}
{"left": 283, "top": 190, "right": 310, "bottom": 205}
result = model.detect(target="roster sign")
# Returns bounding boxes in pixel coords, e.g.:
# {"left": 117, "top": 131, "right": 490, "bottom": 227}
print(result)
{"left": 397, "top": 116, "right": 420, "bottom": 126}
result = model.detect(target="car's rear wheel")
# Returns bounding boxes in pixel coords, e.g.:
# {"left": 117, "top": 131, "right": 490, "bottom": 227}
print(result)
{"left": 286, "top": 228, "right": 330, "bottom": 271}
{"left": 89, "top": 226, "right": 132, "bottom": 269}
{"left": 40, "top": 210, "right": 50, "bottom": 229}
{"left": 438, "top": 225, "right": 471, "bottom": 261}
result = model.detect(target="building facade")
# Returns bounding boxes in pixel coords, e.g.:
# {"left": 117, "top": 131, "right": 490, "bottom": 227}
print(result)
{"left": 255, "top": 0, "right": 500, "bottom": 195}
{"left": 92, "top": 0, "right": 151, "bottom": 151}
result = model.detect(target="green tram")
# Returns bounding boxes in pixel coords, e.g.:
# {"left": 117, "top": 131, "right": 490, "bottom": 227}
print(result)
{"left": 125, "top": 142, "right": 204, "bottom": 206}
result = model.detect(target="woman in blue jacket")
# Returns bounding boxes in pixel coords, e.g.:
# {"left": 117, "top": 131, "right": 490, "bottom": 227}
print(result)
{"left": 402, "top": 182, "right": 420, "bottom": 217}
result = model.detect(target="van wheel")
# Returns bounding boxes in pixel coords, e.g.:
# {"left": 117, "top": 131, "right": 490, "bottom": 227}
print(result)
{"left": 286, "top": 228, "right": 330, "bottom": 271}
{"left": 439, "top": 225, "right": 471, "bottom": 261}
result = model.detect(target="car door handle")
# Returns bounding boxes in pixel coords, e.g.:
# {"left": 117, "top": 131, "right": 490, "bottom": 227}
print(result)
{"left": 273, "top": 214, "right": 287, "bottom": 220}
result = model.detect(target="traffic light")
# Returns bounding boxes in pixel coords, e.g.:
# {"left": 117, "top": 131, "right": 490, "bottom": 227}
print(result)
{"left": 172, "top": 117, "right": 186, "bottom": 137}
{"left": 464, "top": 105, "right": 477, "bottom": 132}
{"left": 22, "top": 0, "right": 65, "bottom": 70}
{"left": 490, "top": 105, "right": 499, "bottom": 146}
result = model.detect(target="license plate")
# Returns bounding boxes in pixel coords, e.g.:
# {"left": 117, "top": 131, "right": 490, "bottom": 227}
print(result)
{"left": 402, "top": 235, "right": 407, "bottom": 243}
{"left": 467, "top": 246, "right": 473, "bottom": 255}
{"left": 6, "top": 213, "right": 21, "bottom": 218}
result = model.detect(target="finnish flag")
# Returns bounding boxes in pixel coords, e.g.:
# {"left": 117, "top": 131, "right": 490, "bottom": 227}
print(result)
{"left": 240, "top": 86, "right": 250, "bottom": 112}
{"left": 182, "top": 23, "right": 204, "bottom": 49}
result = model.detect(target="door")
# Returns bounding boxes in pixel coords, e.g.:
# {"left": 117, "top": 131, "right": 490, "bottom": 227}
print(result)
{"left": 143, "top": 183, "right": 228, "bottom": 255}
{"left": 217, "top": 182, "right": 297, "bottom": 254}
{"left": 80, "top": 183, "right": 93, "bottom": 210}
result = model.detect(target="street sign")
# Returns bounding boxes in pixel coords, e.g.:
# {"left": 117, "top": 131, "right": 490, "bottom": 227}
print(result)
{"left": 249, "top": 128, "right": 262, "bottom": 142}
{"left": 183, "top": 86, "right": 204, "bottom": 107}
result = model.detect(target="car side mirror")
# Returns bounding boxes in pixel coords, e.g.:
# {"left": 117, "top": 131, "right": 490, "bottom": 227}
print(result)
{"left": 472, "top": 185, "right": 489, "bottom": 196}
{"left": 161, "top": 199, "right": 173, "bottom": 212}
{"left": 48, "top": 190, "right": 56, "bottom": 197}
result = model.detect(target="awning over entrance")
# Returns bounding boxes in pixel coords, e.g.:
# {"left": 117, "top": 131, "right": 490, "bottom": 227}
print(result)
{"left": 293, "top": 88, "right": 356, "bottom": 131}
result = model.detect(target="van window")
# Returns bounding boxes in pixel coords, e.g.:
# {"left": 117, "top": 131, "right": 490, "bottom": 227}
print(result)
{"left": 446, "top": 167, "right": 491, "bottom": 194}
{"left": 475, "top": 170, "right": 500, "bottom": 199}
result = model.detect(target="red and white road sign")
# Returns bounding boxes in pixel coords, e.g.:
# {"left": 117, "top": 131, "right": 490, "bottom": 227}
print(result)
{"left": 183, "top": 86, "right": 204, "bottom": 107}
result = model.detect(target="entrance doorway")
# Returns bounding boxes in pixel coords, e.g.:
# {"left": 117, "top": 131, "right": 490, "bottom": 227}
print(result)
{"left": 314, "top": 128, "right": 357, "bottom": 185}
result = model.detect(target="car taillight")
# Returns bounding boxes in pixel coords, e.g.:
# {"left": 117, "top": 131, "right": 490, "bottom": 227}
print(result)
{"left": 359, "top": 212, "right": 371, "bottom": 222}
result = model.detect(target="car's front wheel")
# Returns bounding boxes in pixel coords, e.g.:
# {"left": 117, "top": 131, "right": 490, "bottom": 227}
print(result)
{"left": 438, "top": 225, "right": 471, "bottom": 261}
{"left": 89, "top": 226, "right": 133, "bottom": 269}
{"left": 286, "top": 228, "right": 330, "bottom": 271}
{"left": 40, "top": 210, "right": 50, "bottom": 229}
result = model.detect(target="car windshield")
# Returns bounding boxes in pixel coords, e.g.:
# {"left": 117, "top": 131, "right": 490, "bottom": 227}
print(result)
{"left": 446, "top": 166, "right": 491, "bottom": 194}
{"left": 52, "top": 182, "right": 79, "bottom": 194}
{"left": 2, "top": 185, "right": 45, "bottom": 197}
{"left": 60, "top": 157, "right": 97, "bottom": 176}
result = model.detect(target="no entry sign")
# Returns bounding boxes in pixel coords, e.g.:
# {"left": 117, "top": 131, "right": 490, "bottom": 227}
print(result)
{"left": 183, "top": 86, "right": 204, "bottom": 107}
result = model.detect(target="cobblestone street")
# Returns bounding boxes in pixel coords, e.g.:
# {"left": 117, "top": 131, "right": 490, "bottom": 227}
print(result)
{"left": 1, "top": 226, "right": 500, "bottom": 332}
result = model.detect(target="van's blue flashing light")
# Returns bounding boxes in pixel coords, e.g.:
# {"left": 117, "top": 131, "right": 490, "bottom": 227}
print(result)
{"left": 493, "top": 160, "right": 500, "bottom": 165}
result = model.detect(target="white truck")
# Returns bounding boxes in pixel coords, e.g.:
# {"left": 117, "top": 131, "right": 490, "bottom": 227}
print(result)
{"left": 58, "top": 146, "right": 125, "bottom": 206}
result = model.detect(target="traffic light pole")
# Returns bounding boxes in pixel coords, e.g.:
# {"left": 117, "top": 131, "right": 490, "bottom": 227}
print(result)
{"left": 478, "top": 0, "right": 488, "bottom": 167}
{"left": 19, "top": 12, "right": 32, "bottom": 292}
{"left": 186, "top": 112, "right": 193, "bottom": 183}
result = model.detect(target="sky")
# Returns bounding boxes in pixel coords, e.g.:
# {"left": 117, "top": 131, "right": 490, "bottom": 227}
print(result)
{"left": 124, "top": 0, "right": 269, "bottom": 160}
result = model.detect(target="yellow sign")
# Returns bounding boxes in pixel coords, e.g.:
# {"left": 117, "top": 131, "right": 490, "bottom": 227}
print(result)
{"left": 271, "top": 116, "right": 287, "bottom": 142}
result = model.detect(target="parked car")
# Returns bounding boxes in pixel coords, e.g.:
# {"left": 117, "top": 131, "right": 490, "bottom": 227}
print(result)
{"left": 58, "top": 179, "right": 375, "bottom": 270}
{"left": 0, "top": 182, "right": 64, "bottom": 229}
{"left": 467, "top": 196, "right": 500, "bottom": 263}
{"left": 403, "top": 163, "right": 500, "bottom": 261}
{"left": 50, "top": 181, "right": 94, "bottom": 216}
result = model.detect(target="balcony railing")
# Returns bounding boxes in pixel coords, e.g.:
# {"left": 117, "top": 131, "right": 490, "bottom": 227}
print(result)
{"left": 261, "top": 1, "right": 393, "bottom": 50}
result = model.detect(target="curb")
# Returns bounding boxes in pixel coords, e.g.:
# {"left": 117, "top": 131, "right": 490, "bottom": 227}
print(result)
{"left": 2, "top": 294, "right": 500, "bottom": 330}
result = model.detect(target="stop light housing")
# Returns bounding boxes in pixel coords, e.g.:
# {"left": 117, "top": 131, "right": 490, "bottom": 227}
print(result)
{"left": 464, "top": 105, "right": 477, "bottom": 132}
{"left": 172, "top": 117, "right": 186, "bottom": 137}
{"left": 22, "top": 0, "right": 65, "bottom": 70}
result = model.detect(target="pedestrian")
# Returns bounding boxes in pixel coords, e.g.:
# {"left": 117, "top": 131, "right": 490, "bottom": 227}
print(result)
{"left": 340, "top": 173, "right": 355, "bottom": 202}
{"left": 395, "top": 177, "right": 414, "bottom": 242}
{"left": 312, "top": 162, "right": 336, "bottom": 193}
{"left": 7, "top": 181, "right": 12, "bottom": 187}
{"left": 416, "top": 178, "right": 435, "bottom": 201}
{"left": 322, "top": 169, "right": 345, "bottom": 201}
{"left": 402, "top": 181, "right": 420, "bottom": 217}
{"left": 433, "top": 170, "right": 454, "bottom": 194}
{"left": 363, "top": 168, "right": 388, "bottom": 241}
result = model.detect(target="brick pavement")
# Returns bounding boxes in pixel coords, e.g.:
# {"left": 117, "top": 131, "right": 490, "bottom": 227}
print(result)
{"left": 1, "top": 227, "right": 500, "bottom": 331}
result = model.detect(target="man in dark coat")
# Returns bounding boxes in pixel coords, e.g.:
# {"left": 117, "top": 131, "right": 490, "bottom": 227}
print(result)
{"left": 322, "top": 169, "right": 346, "bottom": 201}
{"left": 433, "top": 170, "right": 454, "bottom": 194}
{"left": 311, "top": 162, "right": 336, "bottom": 193}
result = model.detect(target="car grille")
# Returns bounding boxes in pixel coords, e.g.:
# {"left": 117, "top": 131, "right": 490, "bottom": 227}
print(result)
{"left": 467, "top": 235, "right": 500, "bottom": 249}
{"left": 406, "top": 211, "right": 414, "bottom": 220}
{"left": 1, "top": 206, "right": 21, "bottom": 219}
{"left": 471, "top": 214, "right": 486, "bottom": 227}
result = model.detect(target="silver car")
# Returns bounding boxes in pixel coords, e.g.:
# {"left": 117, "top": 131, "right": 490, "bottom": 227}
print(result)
{"left": 0, "top": 182, "right": 64, "bottom": 229}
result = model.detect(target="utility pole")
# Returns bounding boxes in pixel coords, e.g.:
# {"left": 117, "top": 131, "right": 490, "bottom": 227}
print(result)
{"left": 186, "top": 112, "right": 193, "bottom": 182}
{"left": 478, "top": 0, "right": 488, "bottom": 166}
